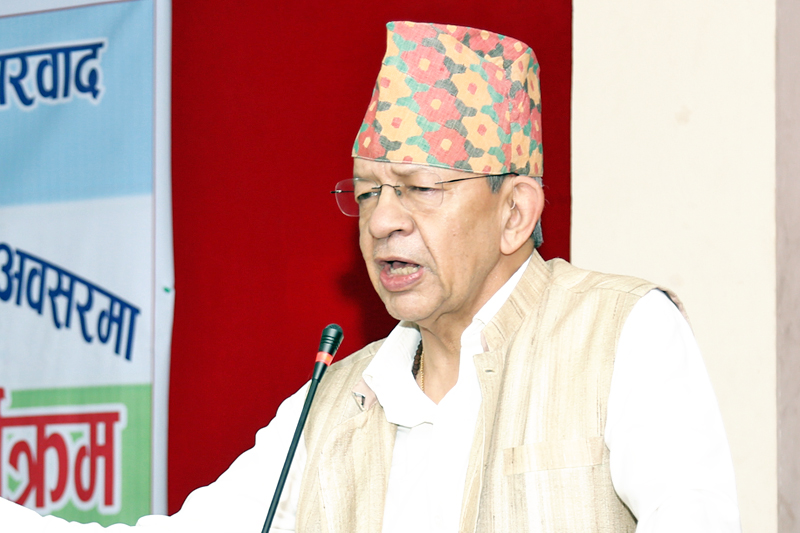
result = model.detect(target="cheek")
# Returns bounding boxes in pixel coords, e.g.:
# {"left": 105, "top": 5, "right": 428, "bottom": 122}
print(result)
{"left": 441, "top": 213, "right": 483, "bottom": 252}
{"left": 357, "top": 228, "right": 382, "bottom": 287}
{"left": 436, "top": 214, "right": 499, "bottom": 274}
{"left": 418, "top": 223, "right": 469, "bottom": 283}
{"left": 358, "top": 222, "right": 371, "bottom": 258}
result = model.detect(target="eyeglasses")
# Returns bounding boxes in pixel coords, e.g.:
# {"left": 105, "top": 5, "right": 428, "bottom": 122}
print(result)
{"left": 331, "top": 173, "right": 517, "bottom": 217}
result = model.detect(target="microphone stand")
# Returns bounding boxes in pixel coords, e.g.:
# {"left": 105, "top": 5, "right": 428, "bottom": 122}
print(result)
{"left": 260, "top": 324, "right": 343, "bottom": 533}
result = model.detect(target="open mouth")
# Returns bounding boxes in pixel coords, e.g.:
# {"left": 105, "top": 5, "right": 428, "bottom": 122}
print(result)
{"left": 386, "top": 261, "right": 421, "bottom": 276}
{"left": 378, "top": 259, "right": 424, "bottom": 291}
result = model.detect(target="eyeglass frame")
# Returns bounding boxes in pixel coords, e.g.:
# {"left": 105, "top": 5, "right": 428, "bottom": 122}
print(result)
{"left": 330, "top": 172, "right": 519, "bottom": 217}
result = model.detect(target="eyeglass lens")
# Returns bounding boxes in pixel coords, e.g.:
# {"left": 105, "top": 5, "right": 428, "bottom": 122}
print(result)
{"left": 333, "top": 178, "right": 446, "bottom": 217}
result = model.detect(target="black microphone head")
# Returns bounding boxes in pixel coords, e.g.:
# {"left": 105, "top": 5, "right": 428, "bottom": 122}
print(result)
{"left": 318, "top": 324, "right": 344, "bottom": 356}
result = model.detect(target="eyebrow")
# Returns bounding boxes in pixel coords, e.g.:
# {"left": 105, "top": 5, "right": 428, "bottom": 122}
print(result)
{"left": 392, "top": 165, "right": 432, "bottom": 177}
{"left": 353, "top": 165, "right": 442, "bottom": 182}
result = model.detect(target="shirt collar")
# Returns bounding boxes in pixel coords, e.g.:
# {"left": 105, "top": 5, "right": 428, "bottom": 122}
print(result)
{"left": 463, "top": 254, "right": 532, "bottom": 349}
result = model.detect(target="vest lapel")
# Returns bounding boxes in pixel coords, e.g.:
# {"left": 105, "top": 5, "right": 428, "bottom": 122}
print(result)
{"left": 459, "top": 348, "right": 503, "bottom": 532}
{"left": 459, "top": 253, "right": 551, "bottom": 532}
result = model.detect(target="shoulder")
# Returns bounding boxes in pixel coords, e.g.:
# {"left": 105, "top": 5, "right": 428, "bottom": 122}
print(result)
{"left": 543, "top": 258, "right": 689, "bottom": 328}
{"left": 548, "top": 258, "right": 689, "bottom": 320}
{"left": 546, "top": 257, "right": 658, "bottom": 298}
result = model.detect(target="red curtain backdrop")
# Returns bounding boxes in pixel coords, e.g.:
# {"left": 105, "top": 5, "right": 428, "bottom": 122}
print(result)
{"left": 169, "top": 0, "right": 572, "bottom": 513}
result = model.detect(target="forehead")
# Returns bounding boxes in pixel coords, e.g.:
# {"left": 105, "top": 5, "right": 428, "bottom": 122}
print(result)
{"left": 352, "top": 158, "right": 469, "bottom": 183}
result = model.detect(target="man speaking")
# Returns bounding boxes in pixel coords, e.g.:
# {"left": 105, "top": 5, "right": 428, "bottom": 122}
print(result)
{"left": 1, "top": 21, "right": 740, "bottom": 532}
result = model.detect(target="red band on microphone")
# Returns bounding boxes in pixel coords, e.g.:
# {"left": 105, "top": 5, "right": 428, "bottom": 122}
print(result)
{"left": 315, "top": 351, "right": 334, "bottom": 366}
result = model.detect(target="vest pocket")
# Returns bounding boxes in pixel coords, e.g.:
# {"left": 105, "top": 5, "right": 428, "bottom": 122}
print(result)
{"left": 502, "top": 437, "right": 605, "bottom": 475}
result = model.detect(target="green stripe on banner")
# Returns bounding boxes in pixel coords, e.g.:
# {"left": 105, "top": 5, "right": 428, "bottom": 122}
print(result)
{"left": 9, "top": 384, "right": 151, "bottom": 526}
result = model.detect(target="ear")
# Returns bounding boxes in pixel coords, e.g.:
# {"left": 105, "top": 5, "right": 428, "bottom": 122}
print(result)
{"left": 500, "top": 176, "right": 544, "bottom": 255}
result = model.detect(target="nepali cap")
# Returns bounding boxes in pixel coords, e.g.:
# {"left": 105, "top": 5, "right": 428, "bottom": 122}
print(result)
{"left": 352, "top": 21, "right": 543, "bottom": 177}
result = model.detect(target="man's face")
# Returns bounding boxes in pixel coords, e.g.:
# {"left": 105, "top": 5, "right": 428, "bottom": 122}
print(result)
{"left": 354, "top": 158, "right": 510, "bottom": 332}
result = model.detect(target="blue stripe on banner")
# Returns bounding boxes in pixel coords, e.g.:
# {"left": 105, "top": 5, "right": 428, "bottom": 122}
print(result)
{"left": 0, "top": 0, "right": 153, "bottom": 207}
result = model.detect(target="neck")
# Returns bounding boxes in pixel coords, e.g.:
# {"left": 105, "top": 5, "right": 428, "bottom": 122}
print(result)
{"left": 416, "top": 327, "right": 460, "bottom": 404}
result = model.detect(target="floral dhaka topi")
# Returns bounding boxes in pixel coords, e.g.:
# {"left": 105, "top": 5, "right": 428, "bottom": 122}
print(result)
{"left": 352, "top": 21, "right": 543, "bottom": 177}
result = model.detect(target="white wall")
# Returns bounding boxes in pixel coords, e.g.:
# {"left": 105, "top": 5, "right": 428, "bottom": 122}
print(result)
{"left": 571, "top": 2, "right": 777, "bottom": 531}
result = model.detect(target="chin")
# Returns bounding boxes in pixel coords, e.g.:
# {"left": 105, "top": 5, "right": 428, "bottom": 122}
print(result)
{"left": 380, "top": 297, "right": 433, "bottom": 324}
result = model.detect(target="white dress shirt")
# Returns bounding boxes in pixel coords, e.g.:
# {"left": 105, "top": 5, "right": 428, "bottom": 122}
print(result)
{"left": 0, "top": 260, "right": 742, "bottom": 532}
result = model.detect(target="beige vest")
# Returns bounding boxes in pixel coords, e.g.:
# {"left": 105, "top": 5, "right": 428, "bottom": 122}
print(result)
{"left": 296, "top": 253, "right": 676, "bottom": 532}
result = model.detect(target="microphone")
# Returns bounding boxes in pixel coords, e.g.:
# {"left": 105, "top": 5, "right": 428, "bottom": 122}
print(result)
{"left": 261, "top": 324, "right": 344, "bottom": 533}
{"left": 313, "top": 323, "right": 344, "bottom": 380}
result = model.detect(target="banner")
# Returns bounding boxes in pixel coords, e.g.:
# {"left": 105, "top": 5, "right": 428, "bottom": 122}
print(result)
{"left": 0, "top": 0, "right": 172, "bottom": 525}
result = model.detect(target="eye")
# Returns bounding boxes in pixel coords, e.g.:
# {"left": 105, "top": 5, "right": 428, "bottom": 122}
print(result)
{"left": 406, "top": 184, "right": 439, "bottom": 196}
{"left": 355, "top": 189, "right": 380, "bottom": 204}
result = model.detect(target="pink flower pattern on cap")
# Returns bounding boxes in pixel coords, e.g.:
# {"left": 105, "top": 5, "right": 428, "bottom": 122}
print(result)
{"left": 352, "top": 21, "right": 543, "bottom": 177}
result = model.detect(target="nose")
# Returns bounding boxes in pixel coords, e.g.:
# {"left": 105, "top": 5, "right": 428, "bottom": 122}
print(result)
{"left": 363, "top": 183, "right": 414, "bottom": 239}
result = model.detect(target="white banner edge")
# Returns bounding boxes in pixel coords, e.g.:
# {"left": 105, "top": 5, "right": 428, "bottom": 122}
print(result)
{"left": 151, "top": 0, "right": 173, "bottom": 517}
